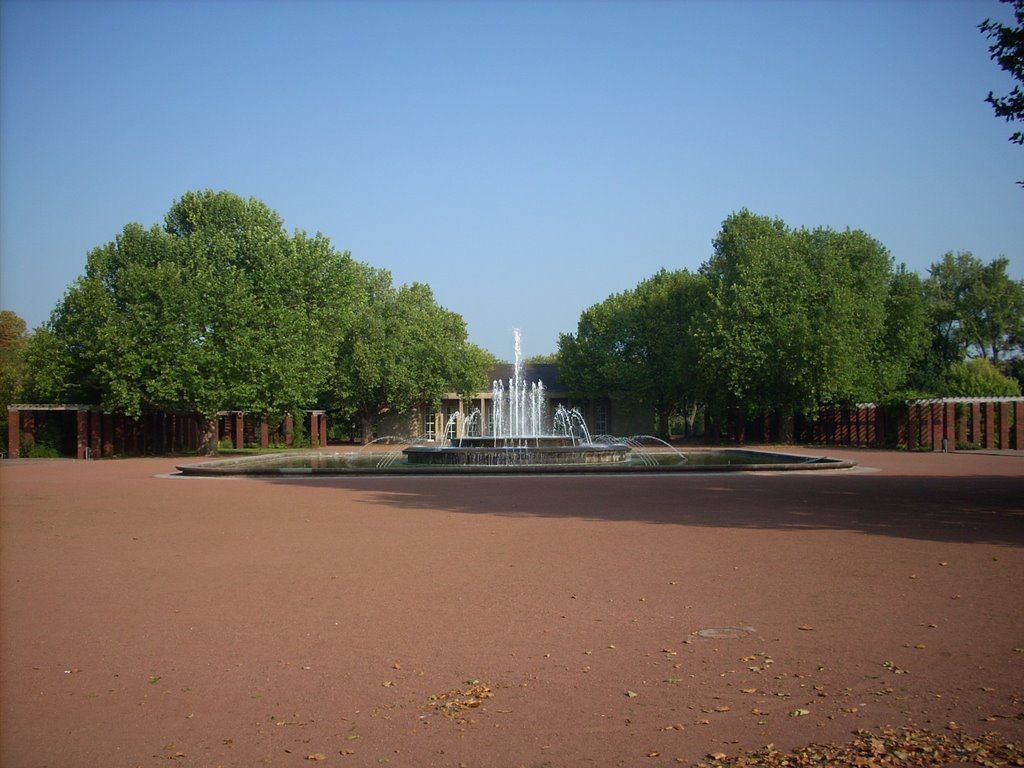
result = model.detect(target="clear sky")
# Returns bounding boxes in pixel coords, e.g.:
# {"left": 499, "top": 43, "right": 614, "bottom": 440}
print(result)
{"left": 1, "top": 0, "right": 1021, "bottom": 359}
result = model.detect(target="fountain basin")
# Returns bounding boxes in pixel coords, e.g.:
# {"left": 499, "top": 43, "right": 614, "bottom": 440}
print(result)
{"left": 176, "top": 448, "right": 855, "bottom": 476}
{"left": 404, "top": 437, "right": 631, "bottom": 466}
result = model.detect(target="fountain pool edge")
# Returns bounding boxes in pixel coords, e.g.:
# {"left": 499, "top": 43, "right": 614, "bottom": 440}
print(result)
{"left": 175, "top": 449, "right": 857, "bottom": 476}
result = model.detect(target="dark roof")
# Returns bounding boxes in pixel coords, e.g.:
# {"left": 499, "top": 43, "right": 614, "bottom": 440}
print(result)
{"left": 487, "top": 363, "right": 563, "bottom": 391}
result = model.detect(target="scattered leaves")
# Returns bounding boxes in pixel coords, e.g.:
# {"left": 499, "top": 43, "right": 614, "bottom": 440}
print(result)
{"left": 428, "top": 680, "right": 494, "bottom": 720}
{"left": 882, "top": 660, "right": 908, "bottom": 674}
{"left": 304, "top": 755, "right": 326, "bottom": 762}
{"left": 693, "top": 726, "right": 1024, "bottom": 767}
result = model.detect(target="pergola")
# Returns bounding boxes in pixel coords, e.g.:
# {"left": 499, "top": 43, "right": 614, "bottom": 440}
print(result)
{"left": 6, "top": 405, "right": 329, "bottom": 459}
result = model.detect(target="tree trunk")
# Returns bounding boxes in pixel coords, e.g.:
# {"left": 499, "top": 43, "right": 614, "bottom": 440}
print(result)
{"left": 778, "top": 406, "right": 795, "bottom": 443}
{"left": 200, "top": 416, "right": 219, "bottom": 456}
{"left": 656, "top": 406, "right": 670, "bottom": 440}
{"left": 360, "top": 413, "right": 375, "bottom": 444}
{"left": 684, "top": 402, "right": 699, "bottom": 437}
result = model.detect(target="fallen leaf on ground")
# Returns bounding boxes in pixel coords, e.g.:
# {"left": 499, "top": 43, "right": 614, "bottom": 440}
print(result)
{"left": 693, "top": 726, "right": 1024, "bottom": 767}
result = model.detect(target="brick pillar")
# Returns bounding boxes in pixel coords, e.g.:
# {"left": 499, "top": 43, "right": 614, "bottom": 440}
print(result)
{"left": 929, "top": 404, "right": 943, "bottom": 451}
{"left": 260, "top": 414, "right": 269, "bottom": 449}
{"left": 234, "top": 412, "right": 244, "bottom": 449}
{"left": 958, "top": 405, "right": 967, "bottom": 449}
{"left": 90, "top": 410, "right": 102, "bottom": 458}
{"left": 1013, "top": 402, "right": 1024, "bottom": 451}
{"left": 943, "top": 402, "right": 956, "bottom": 451}
{"left": 320, "top": 413, "right": 329, "bottom": 447}
{"left": 7, "top": 409, "right": 19, "bottom": 459}
{"left": 971, "top": 403, "right": 982, "bottom": 446}
{"left": 285, "top": 414, "right": 294, "bottom": 448}
{"left": 999, "top": 402, "right": 1010, "bottom": 450}
{"left": 984, "top": 402, "right": 996, "bottom": 449}
{"left": 921, "top": 404, "right": 933, "bottom": 448}
{"left": 907, "top": 404, "right": 918, "bottom": 450}
{"left": 76, "top": 410, "right": 89, "bottom": 459}
{"left": 309, "top": 412, "right": 320, "bottom": 448}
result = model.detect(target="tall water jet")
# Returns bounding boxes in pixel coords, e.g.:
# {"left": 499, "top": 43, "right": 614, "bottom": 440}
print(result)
{"left": 491, "top": 328, "right": 547, "bottom": 439}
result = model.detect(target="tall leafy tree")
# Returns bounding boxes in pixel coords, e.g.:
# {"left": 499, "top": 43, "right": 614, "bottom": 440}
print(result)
{"left": 924, "top": 251, "right": 1024, "bottom": 364}
{"left": 37, "top": 190, "right": 359, "bottom": 453}
{"left": 559, "top": 268, "right": 708, "bottom": 438}
{"left": 697, "top": 210, "right": 925, "bottom": 438}
{"left": 879, "top": 265, "right": 934, "bottom": 394}
{"left": 328, "top": 267, "right": 490, "bottom": 441}
{"left": 0, "top": 311, "right": 29, "bottom": 435}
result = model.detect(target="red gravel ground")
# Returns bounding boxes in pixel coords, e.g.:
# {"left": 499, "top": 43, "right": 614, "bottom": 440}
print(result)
{"left": 1, "top": 448, "right": 1022, "bottom": 768}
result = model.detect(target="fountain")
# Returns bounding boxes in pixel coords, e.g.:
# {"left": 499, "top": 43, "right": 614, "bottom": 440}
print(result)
{"left": 175, "top": 329, "right": 856, "bottom": 476}
{"left": 403, "top": 329, "right": 631, "bottom": 466}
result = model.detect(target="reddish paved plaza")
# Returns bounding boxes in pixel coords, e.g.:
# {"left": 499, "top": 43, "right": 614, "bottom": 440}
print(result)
{"left": 1, "top": 448, "right": 1022, "bottom": 767}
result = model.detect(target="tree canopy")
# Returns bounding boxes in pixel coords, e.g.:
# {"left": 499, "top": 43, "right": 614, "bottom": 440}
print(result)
{"left": 0, "top": 310, "right": 29, "bottom": 433}
{"left": 924, "top": 251, "right": 1024, "bottom": 365}
{"left": 326, "top": 267, "right": 492, "bottom": 442}
{"left": 945, "top": 357, "right": 1021, "bottom": 397}
{"left": 695, "top": 210, "right": 928, "bottom": 436}
{"left": 37, "top": 190, "right": 360, "bottom": 452}
{"left": 559, "top": 268, "right": 708, "bottom": 438}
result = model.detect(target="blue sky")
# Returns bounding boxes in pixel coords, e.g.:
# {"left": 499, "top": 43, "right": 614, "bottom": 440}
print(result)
{"left": 1, "top": 0, "right": 1021, "bottom": 359}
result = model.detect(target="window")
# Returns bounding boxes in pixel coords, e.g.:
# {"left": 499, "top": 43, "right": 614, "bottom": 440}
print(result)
{"left": 424, "top": 409, "right": 437, "bottom": 441}
{"left": 594, "top": 402, "right": 608, "bottom": 434}
{"left": 444, "top": 404, "right": 460, "bottom": 440}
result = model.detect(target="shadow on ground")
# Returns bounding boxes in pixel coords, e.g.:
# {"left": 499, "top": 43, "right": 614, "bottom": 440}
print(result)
{"left": 260, "top": 468, "right": 1024, "bottom": 547}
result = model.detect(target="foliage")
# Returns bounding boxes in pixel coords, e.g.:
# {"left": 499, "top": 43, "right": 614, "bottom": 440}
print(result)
{"left": 877, "top": 266, "right": 933, "bottom": 394}
{"left": 523, "top": 352, "right": 559, "bottom": 364}
{"left": 559, "top": 268, "right": 708, "bottom": 438}
{"left": 326, "top": 267, "right": 490, "bottom": 441}
{"left": 0, "top": 311, "right": 29, "bottom": 431}
{"left": 923, "top": 251, "right": 1024, "bottom": 365}
{"left": 980, "top": 0, "right": 1024, "bottom": 184}
{"left": 695, "top": 211, "right": 925, "bottom": 435}
{"left": 35, "top": 190, "right": 359, "bottom": 453}
{"left": 944, "top": 357, "right": 1022, "bottom": 396}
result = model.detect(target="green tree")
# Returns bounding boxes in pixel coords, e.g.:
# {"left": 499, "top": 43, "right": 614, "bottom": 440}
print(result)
{"left": 37, "top": 190, "right": 359, "bottom": 453}
{"left": 327, "top": 268, "right": 489, "bottom": 441}
{"left": 0, "top": 310, "right": 29, "bottom": 436}
{"left": 980, "top": 0, "right": 1024, "bottom": 183}
{"left": 559, "top": 268, "right": 708, "bottom": 438}
{"left": 524, "top": 352, "right": 560, "bottom": 364}
{"left": 945, "top": 357, "right": 1021, "bottom": 396}
{"left": 878, "top": 265, "right": 933, "bottom": 394}
{"left": 696, "top": 210, "right": 925, "bottom": 439}
{"left": 924, "top": 251, "right": 1024, "bottom": 365}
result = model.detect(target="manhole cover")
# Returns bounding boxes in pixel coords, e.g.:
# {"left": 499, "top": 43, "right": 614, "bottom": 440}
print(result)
{"left": 693, "top": 626, "right": 755, "bottom": 640}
